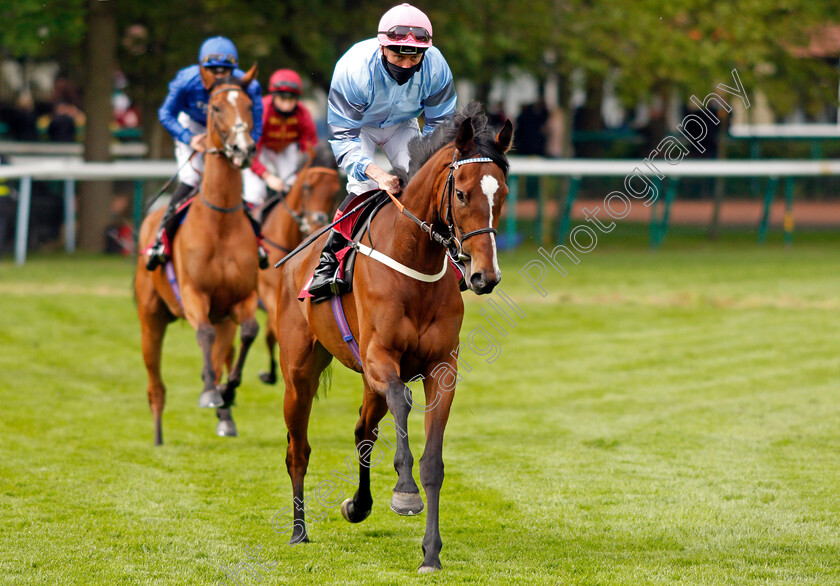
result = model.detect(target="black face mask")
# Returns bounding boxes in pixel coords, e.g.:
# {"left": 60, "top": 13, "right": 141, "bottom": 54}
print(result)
{"left": 382, "top": 55, "right": 422, "bottom": 85}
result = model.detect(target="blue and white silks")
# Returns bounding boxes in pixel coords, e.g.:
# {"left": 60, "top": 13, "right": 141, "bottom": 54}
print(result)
{"left": 327, "top": 39, "right": 457, "bottom": 183}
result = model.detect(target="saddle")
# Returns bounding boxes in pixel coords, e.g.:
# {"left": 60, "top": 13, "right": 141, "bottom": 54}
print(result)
{"left": 148, "top": 195, "right": 263, "bottom": 259}
{"left": 154, "top": 196, "right": 196, "bottom": 258}
{"left": 298, "top": 190, "right": 389, "bottom": 301}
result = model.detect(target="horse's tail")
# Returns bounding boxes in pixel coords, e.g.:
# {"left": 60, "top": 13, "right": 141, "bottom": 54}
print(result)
{"left": 316, "top": 363, "right": 333, "bottom": 399}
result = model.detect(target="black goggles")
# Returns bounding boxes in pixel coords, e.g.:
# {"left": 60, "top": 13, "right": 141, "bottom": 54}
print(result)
{"left": 201, "top": 53, "right": 237, "bottom": 66}
{"left": 204, "top": 65, "right": 233, "bottom": 75}
{"left": 273, "top": 91, "right": 298, "bottom": 99}
{"left": 378, "top": 26, "right": 431, "bottom": 43}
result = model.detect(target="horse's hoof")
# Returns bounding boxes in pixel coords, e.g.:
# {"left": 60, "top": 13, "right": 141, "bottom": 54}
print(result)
{"left": 289, "top": 533, "right": 309, "bottom": 545}
{"left": 417, "top": 564, "right": 441, "bottom": 574}
{"left": 198, "top": 389, "right": 224, "bottom": 408}
{"left": 390, "top": 491, "right": 424, "bottom": 516}
{"left": 341, "top": 498, "right": 372, "bottom": 523}
{"left": 258, "top": 371, "right": 277, "bottom": 385}
{"left": 216, "top": 419, "right": 238, "bottom": 437}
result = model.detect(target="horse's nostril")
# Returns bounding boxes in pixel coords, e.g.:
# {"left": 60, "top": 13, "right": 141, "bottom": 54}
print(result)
{"left": 469, "top": 273, "right": 486, "bottom": 290}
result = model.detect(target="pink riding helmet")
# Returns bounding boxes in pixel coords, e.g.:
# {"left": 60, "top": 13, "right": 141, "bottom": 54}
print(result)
{"left": 377, "top": 3, "right": 434, "bottom": 49}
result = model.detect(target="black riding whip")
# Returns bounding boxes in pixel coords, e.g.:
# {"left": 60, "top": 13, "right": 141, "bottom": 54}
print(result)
{"left": 273, "top": 190, "right": 385, "bottom": 268}
{"left": 141, "top": 150, "right": 198, "bottom": 216}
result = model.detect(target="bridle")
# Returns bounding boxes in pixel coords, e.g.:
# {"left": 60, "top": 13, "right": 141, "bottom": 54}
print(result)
{"left": 197, "top": 84, "right": 251, "bottom": 214}
{"left": 279, "top": 167, "right": 336, "bottom": 234}
{"left": 263, "top": 167, "right": 338, "bottom": 253}
{"left": 205, "top": 86, "right": 251, "bottom": 161}
{"left": 387, "top": 149, "right": 500, "bottom": 260}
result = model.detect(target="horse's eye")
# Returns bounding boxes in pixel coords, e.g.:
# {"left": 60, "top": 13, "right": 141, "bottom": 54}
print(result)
{"left": 211, "top": 105, "right": 220, "bottom": 114}
{"left": 455, "top": 190, "right": 466, "bottom": 203}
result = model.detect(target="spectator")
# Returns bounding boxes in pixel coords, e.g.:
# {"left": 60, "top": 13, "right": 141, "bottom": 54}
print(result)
{"left": 47, "top": 102, "right": 79, "bottom": 142}
{"left": 0, "top": 154, "right": 14, "bottom": 255}
{"left": 514, "top": 101, "right": 548, "bottom": 156}
{"left": 7, "top": 93, "right": 39, "bottom": 141}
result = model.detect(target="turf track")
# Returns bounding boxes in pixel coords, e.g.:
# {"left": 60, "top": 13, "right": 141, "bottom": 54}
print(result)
{"left": 2, "top": 227, "right": 839, "bottom": 584}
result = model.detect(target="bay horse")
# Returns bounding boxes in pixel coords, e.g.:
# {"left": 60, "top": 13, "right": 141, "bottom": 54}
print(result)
{"left": 257, "top": 146, "right": 342, "bottom": 385}
{"left": 135, "top": 66, "right": 261, "bottom": 446}
{"left": 274, "top": 104, "right": 513, "bottom": 572}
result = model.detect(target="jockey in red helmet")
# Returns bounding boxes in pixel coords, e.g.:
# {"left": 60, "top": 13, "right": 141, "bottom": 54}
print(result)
{"left": 242, "top": 69, "right": 318, "bottom": 205}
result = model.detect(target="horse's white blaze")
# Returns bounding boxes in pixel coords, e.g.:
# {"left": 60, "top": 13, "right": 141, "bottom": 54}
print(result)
{"left": 225, "top": 90, "right": 251, "bottom": 158}
{"left": 481, "top": 174, "right": 501, "bottom": 278}
{"left": 230, "top": 92, "right": 245, "bottom": 130}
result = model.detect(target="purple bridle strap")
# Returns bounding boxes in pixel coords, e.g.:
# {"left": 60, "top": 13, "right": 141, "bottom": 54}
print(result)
{"left": 331, "top": 295, "right": 362, "bottom": 368}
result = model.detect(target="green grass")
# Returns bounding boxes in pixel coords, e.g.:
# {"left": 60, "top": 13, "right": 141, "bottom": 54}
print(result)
{"left": 2, "top": 228, "right": 840, "bottom": 584}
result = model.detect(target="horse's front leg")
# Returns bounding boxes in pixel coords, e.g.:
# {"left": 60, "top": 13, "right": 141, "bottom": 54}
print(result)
{"left": 365, "top": 346, "right": 424, "bottom": 516}
{"left": 417, "top": 356, "right": 458, "bottom": 573}
{"left": 223, "top": 293, "right": 260, "bottom": 403}
{"left": 181, "top": 286, "right": 223, "bottom": 408}
{"left": 211, "top": 320, "right": 239, "bottom": 437}
{"left": 340, "top": 379, "right": 389, "bottom": 523}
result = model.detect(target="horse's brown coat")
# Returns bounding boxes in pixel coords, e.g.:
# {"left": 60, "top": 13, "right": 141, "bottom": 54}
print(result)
{"left": 274, "top": 111, "right": 514, "bottom": 571}
{"left": 135, "top": 67, "right": 262, "bottom": 445}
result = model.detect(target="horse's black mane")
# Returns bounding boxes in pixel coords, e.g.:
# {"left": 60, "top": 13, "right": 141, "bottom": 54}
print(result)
{"left": 394, "top": 102, "right": 510, "bottom": 186}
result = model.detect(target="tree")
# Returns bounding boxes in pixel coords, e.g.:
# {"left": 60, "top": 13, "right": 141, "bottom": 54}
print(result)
{"left": 78, "top": 0, "right": 116, "bottom": 252}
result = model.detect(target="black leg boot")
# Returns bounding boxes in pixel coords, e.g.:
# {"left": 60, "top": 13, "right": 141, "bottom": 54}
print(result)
{"left": 307, "top": 229, "right": 351, "bottom": 302}
{"left": 145, "top": 182, "right": 195, "bottom": 270}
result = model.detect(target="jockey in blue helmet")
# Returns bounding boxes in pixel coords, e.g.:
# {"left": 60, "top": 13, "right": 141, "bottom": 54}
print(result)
{"left": 146, "top": 36, "right": 266, "bottom": 270}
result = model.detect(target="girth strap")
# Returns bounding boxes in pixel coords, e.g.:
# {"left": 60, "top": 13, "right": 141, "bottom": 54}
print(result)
{"left": 331, "top": 295, "right": 362, "bottom": 368}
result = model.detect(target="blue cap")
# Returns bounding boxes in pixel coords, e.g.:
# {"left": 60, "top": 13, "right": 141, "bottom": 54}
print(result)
{"left": 198, "top": 36, "right": 238, "bottom": 68}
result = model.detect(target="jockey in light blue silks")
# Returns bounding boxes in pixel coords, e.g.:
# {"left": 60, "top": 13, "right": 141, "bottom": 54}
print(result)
{"left": 307, "top": 3, "right": 458, "bottom": 300}
{"left": 146, "top": 36, "right": 266, "bottom": 271}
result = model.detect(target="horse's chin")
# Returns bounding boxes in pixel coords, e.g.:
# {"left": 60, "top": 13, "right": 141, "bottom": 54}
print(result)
{"left": 231, "top": 156, "right": 252, "bottom": 170}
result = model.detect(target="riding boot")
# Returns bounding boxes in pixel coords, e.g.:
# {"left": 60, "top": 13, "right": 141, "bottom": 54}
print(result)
{"left": 244, "top": 203, "right": 269, "bottom": 270}
{"left": 145, "top": 182, "right": 194, "bottom": 270}
{"left": 307, "top": 229, "right": 351, "bottom": 301}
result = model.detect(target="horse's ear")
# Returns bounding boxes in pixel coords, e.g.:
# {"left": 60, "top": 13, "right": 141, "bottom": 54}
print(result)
{"left": 199, "top": 66, "right": 216, "bottom": 89}
{"left": 455, "top": 117, "right": 475, "bottom": 154}
{"left": 240, "top": 64, "right": 258, "bottom": 88}
{"left": 496, "top": 119, "right": 514, "bottom": 153}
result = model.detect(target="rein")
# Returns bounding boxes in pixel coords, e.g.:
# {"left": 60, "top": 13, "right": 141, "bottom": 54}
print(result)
{"left": 197, "top": 84, "right": 249, "bottom": 214}
{"left": 385, "top": 150, "right": 498, "bottom": 260}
